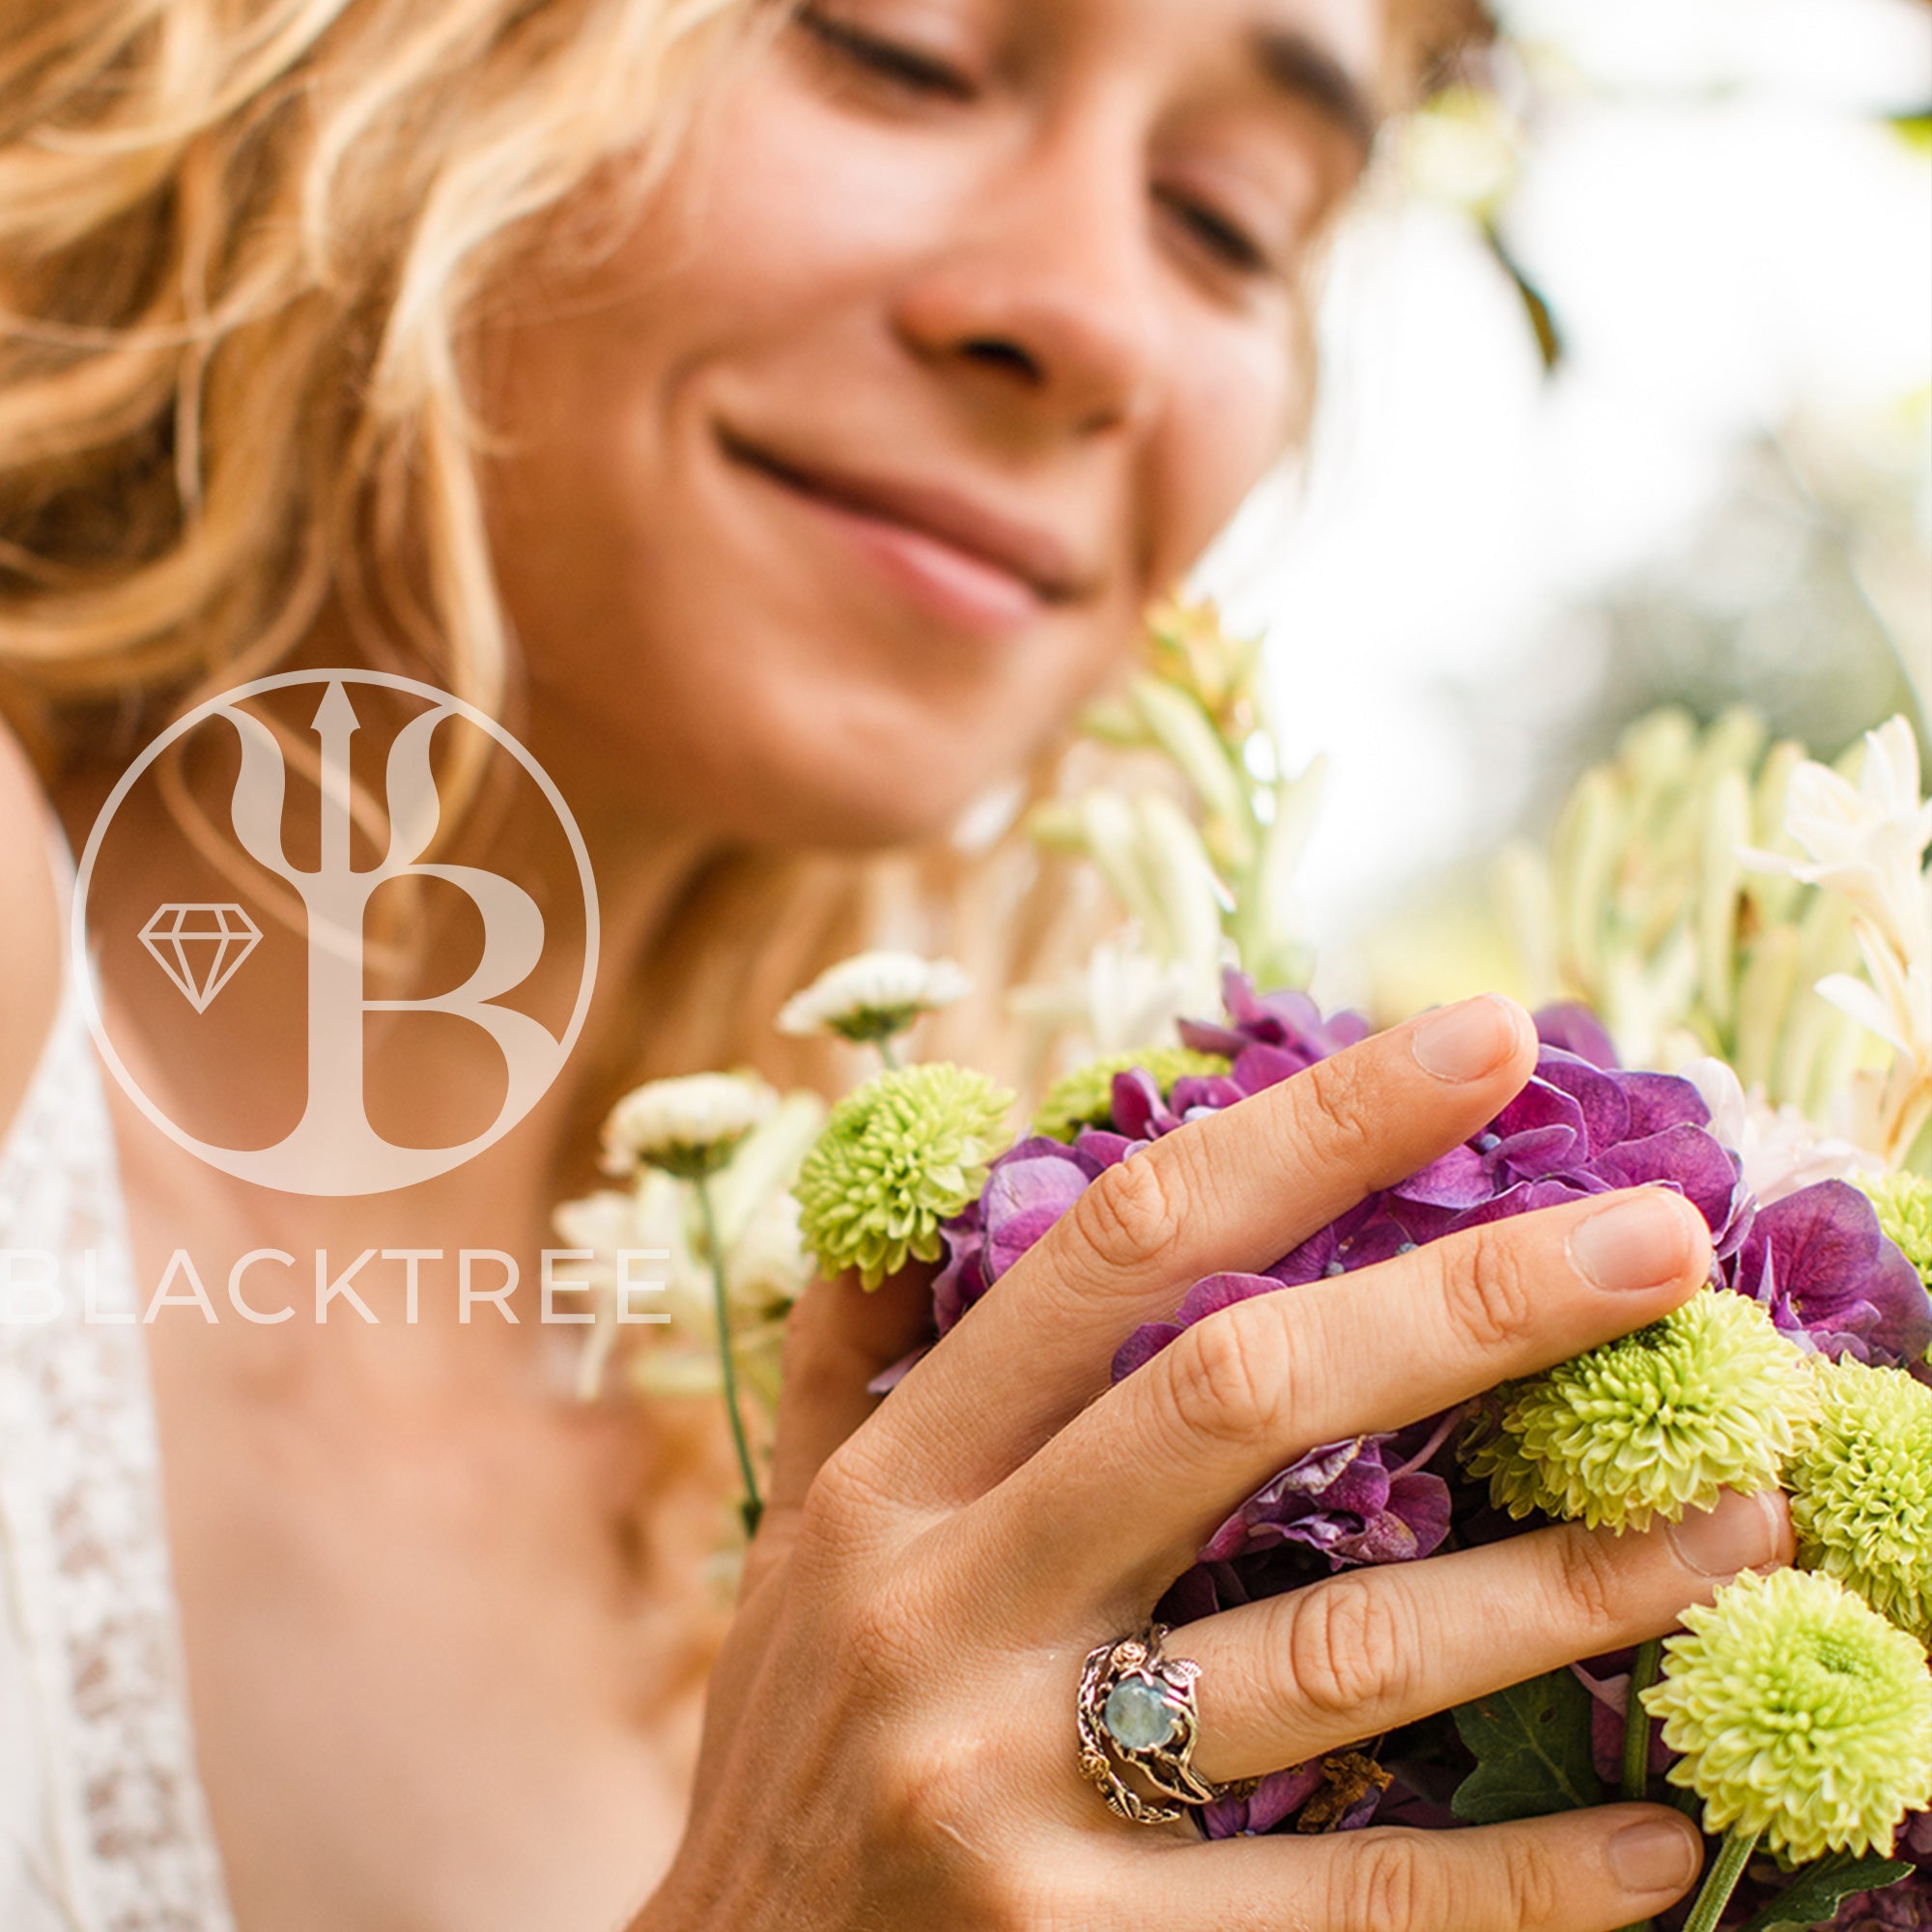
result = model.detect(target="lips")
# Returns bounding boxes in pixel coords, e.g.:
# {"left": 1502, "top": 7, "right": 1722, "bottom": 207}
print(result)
{"left": 718, "top": 427, "right": 1093, "bottom": 609}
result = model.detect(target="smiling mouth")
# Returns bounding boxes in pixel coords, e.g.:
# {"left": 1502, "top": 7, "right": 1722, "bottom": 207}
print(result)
{"left": 717, "top": 427, "right": 1092, "bottom": 613}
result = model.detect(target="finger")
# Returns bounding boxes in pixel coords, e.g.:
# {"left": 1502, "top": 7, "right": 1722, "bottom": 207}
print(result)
{"left": 1113, "top": 1805, "right": 1706, "bottom": 1932}
{"left": 864, "top": 995, "right": 1540, "bottom": 1507}
{"left": 959, "top": 1184, "right": 1713, "bottom": 1624}
{"left": 739, "top": 1262, "right": 935, "bottom": 1598}
{"left": 1175, "top": 1489, "right": 1791, "bottom": 1784}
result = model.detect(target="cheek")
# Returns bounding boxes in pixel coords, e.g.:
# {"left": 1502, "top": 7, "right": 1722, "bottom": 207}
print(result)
{"left": 1143, "top": 316, "right": 1299, "bottom": 585}
{"left": 646, "top": 72, "right": 971, "bottom": 342}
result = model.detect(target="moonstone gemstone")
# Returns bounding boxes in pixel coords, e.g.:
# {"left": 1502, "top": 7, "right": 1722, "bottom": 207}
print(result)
{"left": 1103, "top": 1678, "right": 1179, "bottom": 1751}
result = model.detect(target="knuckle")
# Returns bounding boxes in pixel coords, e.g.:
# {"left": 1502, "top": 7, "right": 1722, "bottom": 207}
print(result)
{"left": 1550, "top": 1524, "right": 1626, "bottom": 1639}
{"left": 1067, "top": 1151, "right": 1186, "bottom": 1279}
{"left": 1296, "top": 1054, "right": 1381, "bottom": 1165}
{"left": 1346, "top": 1832, "right": 1439, "bottom": 1929}
{"left": 1506, "top": 1837, "right": 1564, "bottom": 1926}
{"left": 865, "top": 1734, "right": 1046, "bottom": 1929}
{"left": 872, "top": 1724, "right": 1003, "bottom": 1854}
{"left": 802, "top": 1441, "right": 888, "bottom": 1546}
{"left": 1279, "top": 1575, "right": 1410, "bottom": 1722}
{"left": 1442, "top": 1224, "right": 1541, "bottom": 1354}
{"left": 998, "top": 1873, "right": 1089, "bottom": 1932}
{"left": 1155, "top": 1307, "right": 1291, "bottom": 1451}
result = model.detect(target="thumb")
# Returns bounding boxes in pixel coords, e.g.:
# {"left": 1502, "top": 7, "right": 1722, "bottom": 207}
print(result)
{"left": 737, "top": 1260, "right": 937, "bottom": 1596}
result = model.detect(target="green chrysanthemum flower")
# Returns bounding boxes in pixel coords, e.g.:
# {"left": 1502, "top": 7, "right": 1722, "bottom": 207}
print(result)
{"left": 1788, "top": 1355, "right": 1932, "bottom": 1642}
{"left": 793, "top": 1064, "right": 1013, "bottom": 1291}
{"left": 1640, "top": 1566, "right": 1932, "bottom": 1864}
{"left": 1863, "top": 1171, "right": 1932, "bottom": 1295}
{"left": 1030, "top": 1046, "right": 1232, "bottom": 1142}
{"left": 1463, "top": 1289, "right": 1816, "bottom": 1531}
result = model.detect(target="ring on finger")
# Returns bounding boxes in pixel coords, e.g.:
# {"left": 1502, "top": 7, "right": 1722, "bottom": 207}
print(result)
{"left": 1075, "top": 1623, "right": 1260, "bottom": 1826}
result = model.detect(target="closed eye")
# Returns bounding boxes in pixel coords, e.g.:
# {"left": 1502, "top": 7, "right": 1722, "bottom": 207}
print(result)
{"left": 1157, "top": 187, "right": 1272, "bottom": 276}
{"left": 794, "top": 5, "right": 977, "bottom": 103}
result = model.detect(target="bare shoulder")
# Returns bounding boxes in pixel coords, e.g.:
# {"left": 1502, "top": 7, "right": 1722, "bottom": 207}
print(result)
{"left": 0, "top": 714, "right": 64, "bottom": 1148}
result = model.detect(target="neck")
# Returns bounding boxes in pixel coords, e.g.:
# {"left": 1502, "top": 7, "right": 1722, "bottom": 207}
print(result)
{"left": 504, "top": 731, "right": 731, "bottom": 1187}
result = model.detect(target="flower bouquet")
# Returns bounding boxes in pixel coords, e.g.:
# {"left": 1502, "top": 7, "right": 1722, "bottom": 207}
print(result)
{"left": 564, "top": 607, "right": 1932, "bottom": 1931}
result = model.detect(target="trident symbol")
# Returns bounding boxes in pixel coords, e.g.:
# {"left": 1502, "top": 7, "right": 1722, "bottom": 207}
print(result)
{"left": 188, "top": 677, "right": 570, "bottom": 1195}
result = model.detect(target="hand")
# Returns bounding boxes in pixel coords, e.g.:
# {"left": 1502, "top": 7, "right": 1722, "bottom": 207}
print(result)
{"left": 640, "top": 995, "right": 1791, "bottom": 1932}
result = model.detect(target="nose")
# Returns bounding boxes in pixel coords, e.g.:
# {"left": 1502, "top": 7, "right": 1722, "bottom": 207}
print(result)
{"left": 892, "top": 115, "right": 1169, "bottom": 441}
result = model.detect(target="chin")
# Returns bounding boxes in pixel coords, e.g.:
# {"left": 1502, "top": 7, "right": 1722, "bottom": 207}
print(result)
{"left": 521, "top": 565, "right": 1092, "bottom": 851}
{"left": 622, "top": 627, "right": 1066, "bottom": 848}
{"left": 685, "top": 742, "right": 995, "bottom": 851}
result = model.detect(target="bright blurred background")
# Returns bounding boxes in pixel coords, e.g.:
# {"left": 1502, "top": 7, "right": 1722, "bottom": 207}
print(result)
{"left": 1196, "top": 0, "right": 1932, "bottom": 1012}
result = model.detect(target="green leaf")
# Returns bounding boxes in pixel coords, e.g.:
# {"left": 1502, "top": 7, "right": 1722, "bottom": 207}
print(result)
{"left": 1450, "top": 1668, "right": 1604, "bottom": 1824}
{"left": 1734, "top": 1852, "right": 1914, "bottom": 1932}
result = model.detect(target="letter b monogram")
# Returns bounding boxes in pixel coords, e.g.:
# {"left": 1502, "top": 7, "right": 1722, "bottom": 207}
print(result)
{"left": 74, "top": 671, "right": 599, "bottom": 1196}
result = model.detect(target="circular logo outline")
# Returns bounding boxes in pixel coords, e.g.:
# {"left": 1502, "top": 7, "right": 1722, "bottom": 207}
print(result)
{"left": 71, "top": 668, "right": 601, "bottom": 1197}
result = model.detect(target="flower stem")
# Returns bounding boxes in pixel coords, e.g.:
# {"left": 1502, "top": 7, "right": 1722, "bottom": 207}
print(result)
{"left": 1682, "top": 1827, "right": 1759, "bottom": 1932}
{"left": 1622, "top": 1638, "right": 1662, "bottom": 1802}
{"left": 694, "top": 1176, "right": 762, "bottom": 1539}
{"left": 876, "top": 1036, "right": 902, "bottom": 1071}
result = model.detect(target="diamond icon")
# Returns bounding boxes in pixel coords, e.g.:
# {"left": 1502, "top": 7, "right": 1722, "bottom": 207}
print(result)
{"left": 138, "top": 903, "right": 263, "bottom": 1013}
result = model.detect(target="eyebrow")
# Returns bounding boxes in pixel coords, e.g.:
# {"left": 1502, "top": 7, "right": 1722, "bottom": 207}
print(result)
{"left": 1249, "top": 23, "right": 1379, "bottom": 153}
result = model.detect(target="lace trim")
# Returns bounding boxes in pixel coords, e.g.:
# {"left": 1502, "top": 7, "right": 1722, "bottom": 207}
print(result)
{"left": 0, "top": 975, "right": 237, "bottom": 1932}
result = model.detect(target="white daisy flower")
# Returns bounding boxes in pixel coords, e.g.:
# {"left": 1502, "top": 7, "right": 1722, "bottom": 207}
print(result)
{"left": 724, "top": 1191, "right": 814, "bottom": 1312}
{"left": 777, "top": 950, "right": 972, "bottom": 1045}
{"left": 599, "top": 1070, "right": 778, "bottom": 1179}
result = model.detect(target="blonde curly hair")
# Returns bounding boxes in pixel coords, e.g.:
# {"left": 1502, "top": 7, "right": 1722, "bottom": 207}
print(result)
{"left": 1, "top": 0, "right": 743, "bottom": 700}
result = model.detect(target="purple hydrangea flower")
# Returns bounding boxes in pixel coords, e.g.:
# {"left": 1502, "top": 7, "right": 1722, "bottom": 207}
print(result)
{"left": 1908, "top": 1810, "right": 1932, "bottom": 1860}
{"left": 923, "top": 1020, "right": 1324, "bottom": 1344}
{"left": 1176, "top": 968, "right": 1371, "bottom": 1065}
{"left": 1193, "top": 1426, "right": 1456, "bottom": 1569}
{"left": 1199, "top": 1753, "right": 1391, "bottom": 1840}
{"left": 1726, "top": 1179, "right": 1932, "bottom": 1372}
{"left": 1199, "top": 1758, "right": 1328, "bottom": 1838}
{"left": 1574, "top": 1652, "right": 1673, "bottom": 1786}
{"left": 1111, "top": 1270, "right": 1457, "bottom": 1575}
{"left": 1388, "top": 1045, "right": 1750, "bottom": 1260}
{"left": 1533, "top": 1002, "right": 1623, "bottom": 1068}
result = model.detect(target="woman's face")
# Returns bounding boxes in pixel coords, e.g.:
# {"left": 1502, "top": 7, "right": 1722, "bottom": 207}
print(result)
{"left": 482, "top": 0, "right": 1381, "bottom": 847}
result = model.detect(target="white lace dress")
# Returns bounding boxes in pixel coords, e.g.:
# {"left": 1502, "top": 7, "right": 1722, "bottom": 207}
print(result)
{"left": 0, "top": 964, "right": 238, "bottom": 1930}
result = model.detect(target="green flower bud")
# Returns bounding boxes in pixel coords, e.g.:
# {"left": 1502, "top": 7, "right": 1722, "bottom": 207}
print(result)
{"left": 793, "top": 1064, "right": 1013, "bottom": 1291}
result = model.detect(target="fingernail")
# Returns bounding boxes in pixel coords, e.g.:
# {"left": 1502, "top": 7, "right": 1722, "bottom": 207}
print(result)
{"left": 1410, "top": 996, "right": 1521, "bottom": 1083}
{"left": 1668, "top": 1489, "right": 1789, "bottom": 1580}
{"left": 1609, "top": 1817, "right": 1703, "bottom": 1895}
{"left": 1569, "top": 1193, "right": 1696, "bottom": 1293}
